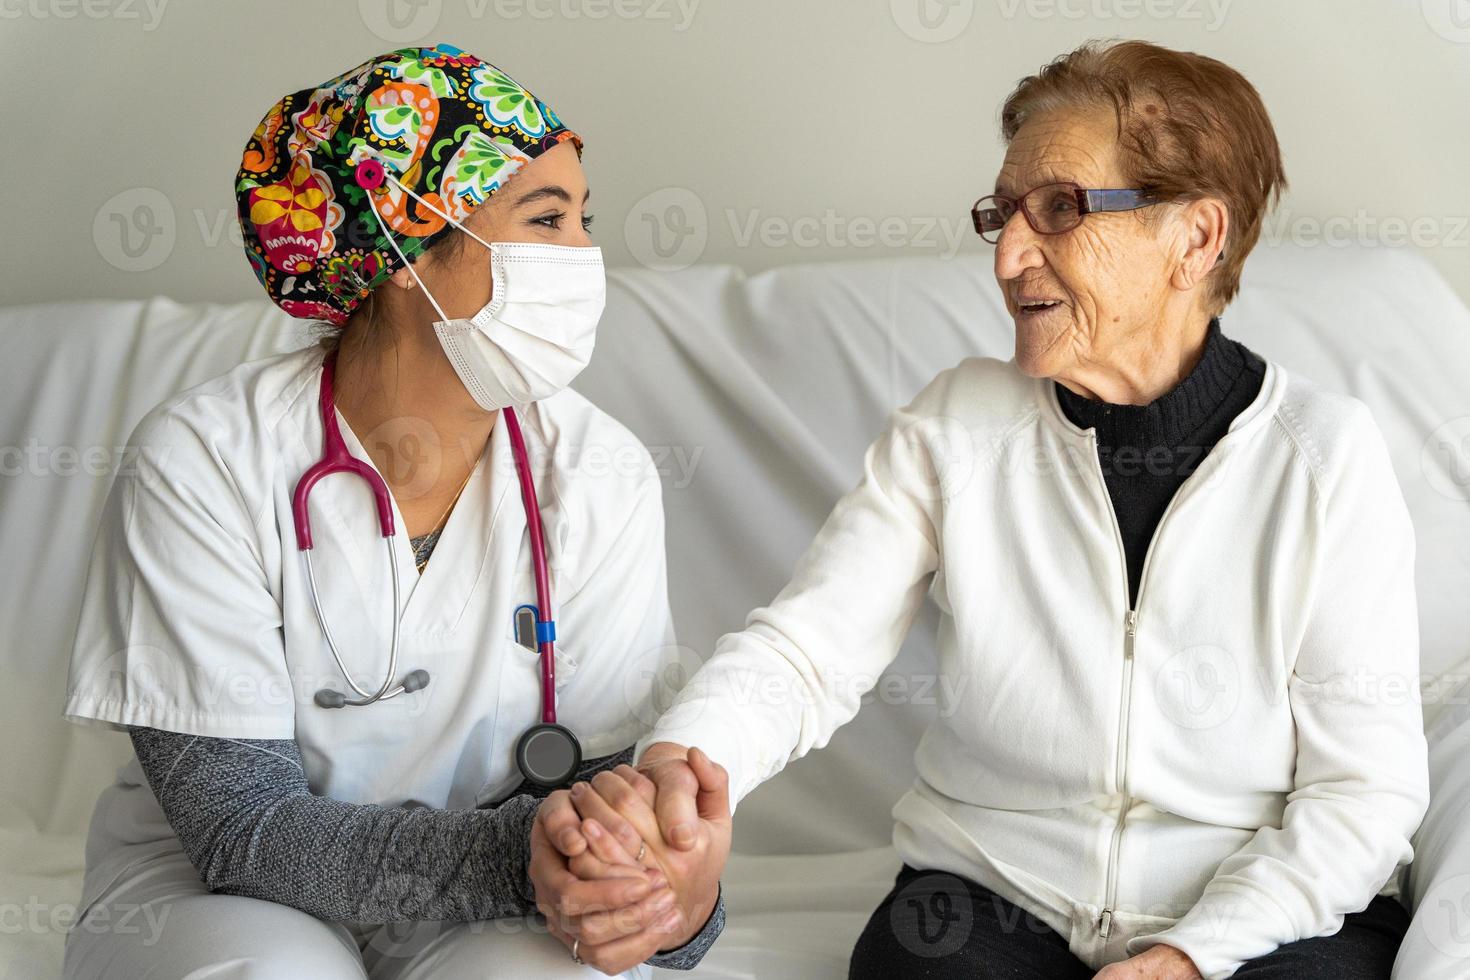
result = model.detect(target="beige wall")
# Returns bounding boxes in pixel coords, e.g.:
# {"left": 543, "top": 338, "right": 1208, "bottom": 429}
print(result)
{"left": 3, "top": 0, "right": 1467, "bottom": 308}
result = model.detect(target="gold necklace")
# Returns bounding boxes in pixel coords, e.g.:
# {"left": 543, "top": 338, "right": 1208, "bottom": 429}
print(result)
{"left": 412, "top": 464, "right": 476, "bottom": 575}
{"left": 422, "top": 462, "right": 476, "bottom": 540}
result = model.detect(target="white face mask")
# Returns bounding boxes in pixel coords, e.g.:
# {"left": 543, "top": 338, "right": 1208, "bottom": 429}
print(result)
{"left": 364, "top": 165, "right": 606, "bottom": 411}
{"left": 432, "top": 242, "right": 605, "bottom": 411}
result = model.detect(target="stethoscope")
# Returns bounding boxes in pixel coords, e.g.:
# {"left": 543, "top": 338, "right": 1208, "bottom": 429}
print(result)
{"left": 290, "top": 351, "right": 583, "bottom": 787}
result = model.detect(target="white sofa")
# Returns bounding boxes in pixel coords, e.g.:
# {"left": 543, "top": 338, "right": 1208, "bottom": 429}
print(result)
{"left": 3, "top": 245, "right": 1469, "bottom": 979}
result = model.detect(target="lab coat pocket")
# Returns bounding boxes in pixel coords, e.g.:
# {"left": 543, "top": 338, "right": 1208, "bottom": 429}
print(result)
{"left": 507, "top": 618, "right": 579, "bottom": 690}
{"left": 549, "top": 641, "right": 579, "bottom": 690}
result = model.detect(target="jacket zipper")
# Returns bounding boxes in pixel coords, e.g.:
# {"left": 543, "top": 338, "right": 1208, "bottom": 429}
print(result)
{"left": 1099, "top": 607, "right": 1137, "bottom": 939}
{"left": 1090, "top": 431, "right": 1188, "bottom": 941}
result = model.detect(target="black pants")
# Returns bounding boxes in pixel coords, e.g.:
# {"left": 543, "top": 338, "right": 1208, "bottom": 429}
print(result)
{"left": 849, "top": 864, "right": 1410, "bottom": 979}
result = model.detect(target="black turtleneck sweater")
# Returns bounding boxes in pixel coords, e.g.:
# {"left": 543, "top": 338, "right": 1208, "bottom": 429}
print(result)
{"left": 1054, "top": 318, "right": 1266, "bottom": 609}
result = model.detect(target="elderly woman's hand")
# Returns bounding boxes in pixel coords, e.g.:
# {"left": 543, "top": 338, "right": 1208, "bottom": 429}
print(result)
{"left": 530, "top": 790, "right": 677, "bottom": 975}
{"left": 1091, "top": 944, "right": 1202, "bottom": 980}
{"left": 569, "top": 752, "right": 731, "bottom": 951}
{"left": 529, "top": 749, "right": 731, "bottom": 973}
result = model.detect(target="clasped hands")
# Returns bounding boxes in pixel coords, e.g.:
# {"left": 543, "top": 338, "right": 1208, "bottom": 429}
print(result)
{"left": 528, "top": 743, "right": 732, "bottom": 975}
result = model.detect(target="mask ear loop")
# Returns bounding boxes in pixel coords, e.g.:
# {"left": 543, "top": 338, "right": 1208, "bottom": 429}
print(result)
{"left": 357, "top": 178, "right": 453, "bottom": 324}
{"left": 352, "top": 152, "right": 507, "bottom": 322}
{"left": 381, "top": 170, "right": 501, "bottom": 255}
{"left": 355, "top": 151, "right": 603, "bottom": 329}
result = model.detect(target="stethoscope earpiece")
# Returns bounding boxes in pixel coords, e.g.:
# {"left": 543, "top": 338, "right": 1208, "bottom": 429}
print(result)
{"left": 314, "top": 668, "right": 432, "bottom": 710}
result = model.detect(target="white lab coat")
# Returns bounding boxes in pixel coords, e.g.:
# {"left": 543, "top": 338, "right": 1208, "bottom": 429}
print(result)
{"left": 62, "top": 344, "right": 676, "bottom": 978}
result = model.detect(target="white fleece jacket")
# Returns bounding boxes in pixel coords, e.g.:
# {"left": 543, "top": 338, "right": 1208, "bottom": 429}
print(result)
{"left": 636, "top": 354, "right": 1430, "bottom": 978}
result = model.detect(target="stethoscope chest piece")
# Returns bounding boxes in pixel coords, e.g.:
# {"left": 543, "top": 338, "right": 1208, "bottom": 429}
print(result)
{"left": 515, "top": 722, "right": 582, "bottom": 788}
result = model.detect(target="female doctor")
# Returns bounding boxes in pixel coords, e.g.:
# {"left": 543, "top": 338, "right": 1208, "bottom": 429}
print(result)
{"left": 61, "top": 43, "right": 723, "bottom": 979}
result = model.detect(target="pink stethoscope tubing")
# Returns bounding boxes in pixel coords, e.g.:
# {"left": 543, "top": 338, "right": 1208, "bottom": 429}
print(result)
{"left": 291, "top": 351, "right": 559, "bottom": 721}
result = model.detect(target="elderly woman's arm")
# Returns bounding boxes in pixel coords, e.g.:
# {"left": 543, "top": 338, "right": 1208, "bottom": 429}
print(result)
{"left": 632, "top": 391, "right": 946, "bottom": 809}
{"left": 1124, "top": 401, "right": 1432, "bottom": 979}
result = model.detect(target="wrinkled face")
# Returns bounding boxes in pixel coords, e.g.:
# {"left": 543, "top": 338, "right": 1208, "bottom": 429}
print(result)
{"left": 993, "top": 108, "right": 1180, "bottom": 381}
{"left": 406, "top": 140, "right": 593, "bottom": 319}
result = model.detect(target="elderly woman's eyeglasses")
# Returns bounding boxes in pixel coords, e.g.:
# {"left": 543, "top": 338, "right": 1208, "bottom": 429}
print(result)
{"left": 971, "top": 182, "right": 1162, "bottom": 243}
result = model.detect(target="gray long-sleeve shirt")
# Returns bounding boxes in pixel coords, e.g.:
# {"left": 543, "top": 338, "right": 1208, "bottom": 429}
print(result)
{"left": 129, "top": 726, "right": 724, "bottom": 970}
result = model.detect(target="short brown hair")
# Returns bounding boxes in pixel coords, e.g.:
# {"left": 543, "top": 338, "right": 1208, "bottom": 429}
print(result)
{"left": 1000, "top": 39, "right": 1286, "bottom": 314}
{"left": 312, "top": 225, "right": 467, "bottom": 355}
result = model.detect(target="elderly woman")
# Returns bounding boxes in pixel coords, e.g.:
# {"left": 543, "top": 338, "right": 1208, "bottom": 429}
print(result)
{"left": 531, "top": 39, "right": 1431, "bottom": 980}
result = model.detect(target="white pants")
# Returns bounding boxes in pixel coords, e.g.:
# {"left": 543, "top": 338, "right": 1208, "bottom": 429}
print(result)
{"left": 62, "top": 849, "right": 653, "bottom": 980}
